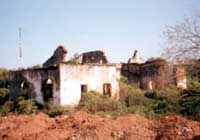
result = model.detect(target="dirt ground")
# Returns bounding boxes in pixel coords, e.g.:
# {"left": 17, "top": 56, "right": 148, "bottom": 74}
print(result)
{"left": 0, "top": 111, "right": 200, "bottom": 140}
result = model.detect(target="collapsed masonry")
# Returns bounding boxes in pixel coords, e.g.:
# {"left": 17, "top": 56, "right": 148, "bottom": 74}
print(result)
{"left": 9, "top": 46, "right": 187, "bottom": 106}
{"left": 79, "top": 50, "right": 108, "bottom": 64}
{"left": 43, "top": 45, "right": 67, "bottom": 67}
{"left": 123, "top": 50, "right": 187, "bottom": 90}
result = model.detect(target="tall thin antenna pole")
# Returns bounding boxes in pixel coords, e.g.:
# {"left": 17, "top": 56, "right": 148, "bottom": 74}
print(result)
{"left": 18, "top": 27, "right": 23, "bottom": 69}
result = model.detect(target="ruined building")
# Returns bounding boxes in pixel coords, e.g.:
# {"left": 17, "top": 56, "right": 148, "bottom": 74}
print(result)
{"left": 122, "top": 58, "right": 169, "bottom": 90}
{"left": 9, "top": 46, "right": 187, "bottom": 106}
{"left": 10, "top": 46, "right": 120, "bottom": 106}
{"left": 128, "top": 50, "right": 144, "bottom": 64}
{"left": 78, "top": 50, "right": 108, "bottom": 64}
{"left": 122, "top": 50, "right": 187, "bottom": 90}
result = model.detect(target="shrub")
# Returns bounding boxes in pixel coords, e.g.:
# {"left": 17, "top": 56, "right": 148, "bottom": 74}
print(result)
{"left": 0, "top": 69, "right": 10, "bottom": 106}
{"left": 182, "top": 80, "right": 200, "bottom": 96}
{"left": 16, "top": 97, "right": 38, "bottom": 114}
{"left": 120, "top": 76, "right": 128, "bottom": 84}
{"left": 78, "top": 91, "right": 126, "bottom": 114}
{"left": 0, "top": 105, "right": 10, "bottom": 116}
{"left": 0, "top": 88, "right": 10, "bottom": 105}
{"left": 0, "top": 69, "right": 9, "bottom": 81}
{"left": 179, "top": 96, "right": 200, "bottom": 121}
{"left": 47, "top": 106, "right": 73, "bottom": 117}
{"left": 127, "top": 105, "right": 156, "bottom": 119}
{"left": 0, "top": 101, "right": 14, "bottom": 116}
{"left": 0, "top": 69, "right": 10, "bottom": 89}
{"left": 119, "top": 82, "right": 132, "bottom": 101}
{"left": 127, "top": 105, "right": 147, "bottom": 115}
{"left": 144, "top": 92, "right": 157, "bottom": 99}
{"left": 156, "top": 86, "right": 180, "bottom": 99}
{"left": 126, "top": 88, "right": 153, "bottom": 107}
{"left": 119, "top": 78, "right": 141, "bottom": 101}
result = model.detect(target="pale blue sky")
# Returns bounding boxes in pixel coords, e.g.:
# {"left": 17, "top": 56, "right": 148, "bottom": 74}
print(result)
{"left": 0, "top": 0, "right": 200, "bottom": 68}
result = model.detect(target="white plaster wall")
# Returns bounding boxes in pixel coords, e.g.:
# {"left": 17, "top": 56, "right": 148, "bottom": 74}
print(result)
{"left": 59, "top": 64, "right": 120, "bottom": 105}
{"left": 60, "top": 80, "right": 81, "bottom": 105}
{"left": 52, "top": 84, "right": 60, "bottom": 106}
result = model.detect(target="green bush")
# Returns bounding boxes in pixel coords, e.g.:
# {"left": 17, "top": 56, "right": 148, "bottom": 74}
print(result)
{"left": 119, "top": 78, "right": 141, "bottom": 101}
{"left": 0, "top": 69, "right": 10, "bottom": 106}
{"left": 0, "top": 69, "right": 9, "bottom": 81}
{"left": 154, "top": 101, "right": 170, "bottom": 114}
{"left": 47, "top": 106, "right": 73, "bottom": 117}
{"left": 156, "top": 86, "right": 179, "bottom": 99}
{"left": 144, "top": 92, "right": 157, "bottom": 99}
{"left": 120, "top": 76, "right": 128, "bottom": 84}
{"left": 16, "top": 97, "right": 38, "bottom": 114}
{"left": 123, "top": 85, "right": 182, "bottom": 119}
{"left": 126, "top": 89, "right": 153, "bottom": 107}
{"left": 0, "top": 101, "right": 14, "bottom": 116}
{"left": 0, "top": 88, "right": 10, "bottom": 105}
{"left": 0, "top": 69, "right": 9, "bottom": 88}
{"left": 179, "top": 96, "right": 200, "bottom": 121}
{"left": 78, "top": 91, "right": 126, "bottom": 114}
{"left": 127, "top": 105, "right": 156, "bottom": 119}
{"left": 182, "top": 80, "right": 200, "bottom": 96}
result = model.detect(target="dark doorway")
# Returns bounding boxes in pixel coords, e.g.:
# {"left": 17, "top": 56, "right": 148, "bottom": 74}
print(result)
{"left": 103, "top": 83, "right": 111, "bottom": 96}
{"left": 20, "top": 81, "right": 32, "bottom": 99}
{"left": 41, "top": 79, "right": 53, "bottom": 102}
{"left": 81, "top": 84, "right": 88, "bottom": 93}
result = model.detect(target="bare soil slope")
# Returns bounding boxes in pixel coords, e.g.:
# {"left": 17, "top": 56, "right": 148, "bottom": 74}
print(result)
{"left": 0, "top": 111, "right": 200, "bottom": 140}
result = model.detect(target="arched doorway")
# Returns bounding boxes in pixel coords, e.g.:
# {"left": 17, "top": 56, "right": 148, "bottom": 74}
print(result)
{"left": 20, "top": 81, "right": 33, "bottom": 99}
{"left": 41, "top": 79, "right": 53, "bottom": 102}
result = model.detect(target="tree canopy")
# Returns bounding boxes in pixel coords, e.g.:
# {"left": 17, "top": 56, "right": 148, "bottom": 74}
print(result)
{"left": 162, "top": 15, "right": 200, "bottom": 62}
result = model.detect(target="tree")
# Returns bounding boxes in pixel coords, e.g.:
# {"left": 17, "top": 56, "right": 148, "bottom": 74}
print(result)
{"left": 162, "top": 15, "right": 200, "bottom": 61}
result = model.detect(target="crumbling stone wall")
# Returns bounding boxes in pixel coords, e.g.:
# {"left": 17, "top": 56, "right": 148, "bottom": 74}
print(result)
{"left": 121, "top": 59, "right": 170, "bottom": 90}
{"left": 43, "top": 45, "right": 67, "bottom": 67}
{"left": 140, "top": 59, "right": 169, "bottom": 89}
{"left": 175, "top": 66, "right": 187, "bottom": 89}
{"left": 80, "top": 50, "right": 108, "bottom": 64}
{"left": 121, "top": 63, "right": 141, "bottom": 85}
{"left": 9, "top": 66, "right": 60, "bottom": 105}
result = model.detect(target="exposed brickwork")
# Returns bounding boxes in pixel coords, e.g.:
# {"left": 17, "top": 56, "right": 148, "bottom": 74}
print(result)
{"left": 121, "top": 59, "right": 170, "bottom": 90}
{"left": 43, "top": 45, "right": 67, "bottom": 67}
{"left": 81, "top": 50, "right": 108, "bottom": 64}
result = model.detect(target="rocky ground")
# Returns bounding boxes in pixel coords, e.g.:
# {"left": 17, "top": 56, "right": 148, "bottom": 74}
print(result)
{"left": 0, "top": 111, "right": 200, "bottom": 140}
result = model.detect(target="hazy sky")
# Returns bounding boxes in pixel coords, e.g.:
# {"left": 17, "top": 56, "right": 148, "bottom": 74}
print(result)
{"left": 0, "top": 0, "right": 200, "bottom": 68}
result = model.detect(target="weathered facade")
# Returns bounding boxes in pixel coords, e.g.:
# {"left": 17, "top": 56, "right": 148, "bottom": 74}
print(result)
{"left": 59, "top": 63, "right": 120, "bottom": 105}
{"left": 121, "top": 58, "right": 169, "bottom": 90}
{"left": 10, "top": 63, "right": 120, "bottom": 106}
{"left": 10, "top": 66, "right": 60, "bottom": 105}
{"left": 76, "top": 50, "right": 108, "bottom": 64}
{"left": 9, "top": 47, "right": 188, "bottom": 106}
